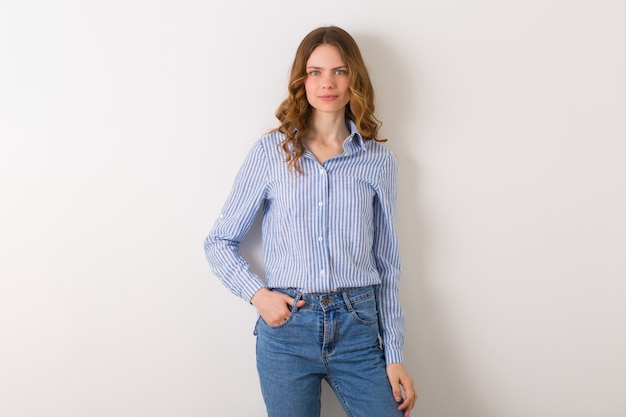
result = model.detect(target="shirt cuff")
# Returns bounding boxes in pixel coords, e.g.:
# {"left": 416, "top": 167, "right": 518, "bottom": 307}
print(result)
{"left": 384, "top": 348, "right": 404, "bottom": 364}
{"left": 242, "top": 281, "right": 267, "bottom": 304}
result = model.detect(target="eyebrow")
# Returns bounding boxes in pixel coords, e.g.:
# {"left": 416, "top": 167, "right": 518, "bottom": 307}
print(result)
{"left": 306, "top": 65, "right": 348, "bottom": 70}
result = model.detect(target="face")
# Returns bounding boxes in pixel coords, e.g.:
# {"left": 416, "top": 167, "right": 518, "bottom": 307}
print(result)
{"left": 304, "top": 44, "right": 350, "bottom": 115}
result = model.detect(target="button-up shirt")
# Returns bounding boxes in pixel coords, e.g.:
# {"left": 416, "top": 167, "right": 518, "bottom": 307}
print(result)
{"left": 204, "top": 120, "right": 406, "bottom": 363}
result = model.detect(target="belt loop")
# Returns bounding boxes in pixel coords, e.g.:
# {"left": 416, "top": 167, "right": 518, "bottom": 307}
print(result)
{"left": 342, "top": 291, "right": 353, "bottom": 312}
{"left": 292, "top": 292, "right": 303, "bottom": 313}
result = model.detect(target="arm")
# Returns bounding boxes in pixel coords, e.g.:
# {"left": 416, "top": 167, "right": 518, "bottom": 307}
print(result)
{"left": 372, "top": 152, "right": 404, "bottom": 364}
{"left": 203, "top": 140, "right": 268, "bottom": 302}
{"left": 373, "top": 153, "right": 417, "bottom": 415}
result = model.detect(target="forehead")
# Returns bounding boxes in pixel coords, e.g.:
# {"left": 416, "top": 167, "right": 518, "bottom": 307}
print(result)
{"left": 306, "top": 44, "right": 346, "bottom": 67}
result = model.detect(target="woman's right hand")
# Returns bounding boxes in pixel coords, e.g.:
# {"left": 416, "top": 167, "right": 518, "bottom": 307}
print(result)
{"left": 250, "top": 288, "right": 305, "bottom": 326}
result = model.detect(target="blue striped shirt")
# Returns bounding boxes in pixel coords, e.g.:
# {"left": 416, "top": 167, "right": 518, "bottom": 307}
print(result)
{"left": 204, "top": 120, "right": 405, "bottom": 363}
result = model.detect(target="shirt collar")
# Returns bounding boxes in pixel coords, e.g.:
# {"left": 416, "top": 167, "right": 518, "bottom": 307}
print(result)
{"left": 291, "top": 119, "right": 366, "bottom": 156}
{"left": 345, "top": 119, "right": 366, "bottom": 152}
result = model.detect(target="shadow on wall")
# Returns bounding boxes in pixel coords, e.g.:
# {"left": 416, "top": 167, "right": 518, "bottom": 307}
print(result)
{"left": 354, "top": 32, "right": 498, "bottom": 417}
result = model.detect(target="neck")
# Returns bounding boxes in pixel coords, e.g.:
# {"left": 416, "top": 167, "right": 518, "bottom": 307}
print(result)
{"left": 307, "top": 112, "right": 350, "bottom": 144}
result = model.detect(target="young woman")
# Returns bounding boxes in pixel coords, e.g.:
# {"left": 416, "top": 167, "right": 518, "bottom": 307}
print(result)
{"left": 204, "top": 25, "right": 417, "bottom": 417}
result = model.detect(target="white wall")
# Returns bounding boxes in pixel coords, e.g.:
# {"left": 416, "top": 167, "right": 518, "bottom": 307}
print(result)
{"left": 1, "top": 1, "right": 624, "bottom": 416}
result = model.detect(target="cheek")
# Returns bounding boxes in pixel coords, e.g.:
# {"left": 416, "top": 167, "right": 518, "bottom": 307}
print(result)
{"left": 339, "top": 78, "right": 351, "bottom": 92}
{"left": 303, "top": 80, "right": 312, "bottom": 94}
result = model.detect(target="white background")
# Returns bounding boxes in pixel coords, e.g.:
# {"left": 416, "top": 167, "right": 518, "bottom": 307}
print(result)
{"left": 1, "top": 1, "right": 624, "bottom": 416}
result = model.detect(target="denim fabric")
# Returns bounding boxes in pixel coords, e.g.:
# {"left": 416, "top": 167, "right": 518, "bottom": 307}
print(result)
{"left": 255, "top": 286, "right": 403, "bottom": 417}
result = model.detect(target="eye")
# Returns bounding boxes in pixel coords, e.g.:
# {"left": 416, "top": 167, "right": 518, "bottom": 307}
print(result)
{"left": 335, "top": 69, "right": 347, "bottom": 75}
{"left": 308, "top": 70, "right": 321, "bottom": 76}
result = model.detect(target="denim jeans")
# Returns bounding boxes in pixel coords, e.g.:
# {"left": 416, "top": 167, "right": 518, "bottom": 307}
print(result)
{"left": 255, "top": 286, "right": 403, "bottom": 417}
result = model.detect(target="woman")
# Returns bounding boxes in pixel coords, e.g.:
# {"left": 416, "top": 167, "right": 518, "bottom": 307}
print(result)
{"left": 204, "top": 25, "right": 417, "bottom": 417}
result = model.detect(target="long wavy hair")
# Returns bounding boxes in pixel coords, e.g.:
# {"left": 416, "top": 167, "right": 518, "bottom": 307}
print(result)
{"left": 273, "top": 26, "right": 385, "bottom": 174}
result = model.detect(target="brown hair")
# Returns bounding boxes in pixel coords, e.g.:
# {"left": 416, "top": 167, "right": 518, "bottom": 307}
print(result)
{"left": 273, "top": 25, "right": 385, "bottom": 173}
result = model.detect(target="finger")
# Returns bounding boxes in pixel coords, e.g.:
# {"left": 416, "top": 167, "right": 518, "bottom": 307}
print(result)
{"left": 399, "top": 390, "right": 418, "bottom": 416}
{"left": 397, "top": 395, "right": 410, "bottom": 411}
{"left": 391, "top": 382, "right": 403, "bottom": 404}
{"left": 397, "top": 388, "right": 417, "bottom": 411}
{"left": 283, "top": 294, "right": 305, "bottom": 307}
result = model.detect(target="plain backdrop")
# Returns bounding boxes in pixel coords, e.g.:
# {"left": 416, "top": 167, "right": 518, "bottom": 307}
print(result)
{"left": 1, "top": 1, "right": 625, "bottom": 416}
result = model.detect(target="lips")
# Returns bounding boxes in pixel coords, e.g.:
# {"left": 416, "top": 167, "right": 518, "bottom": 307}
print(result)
{"left": 319, "top": 95, "right": 338, "bottom": 101}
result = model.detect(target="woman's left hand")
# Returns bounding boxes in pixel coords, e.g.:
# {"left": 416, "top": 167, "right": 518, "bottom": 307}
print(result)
{"left": 386, "top": 363, "right": 417, "bottom": 417}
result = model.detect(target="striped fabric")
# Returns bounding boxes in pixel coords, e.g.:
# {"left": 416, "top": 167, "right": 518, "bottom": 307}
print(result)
{"left": 204, "top": 120, "right": 406, "bottom": 363}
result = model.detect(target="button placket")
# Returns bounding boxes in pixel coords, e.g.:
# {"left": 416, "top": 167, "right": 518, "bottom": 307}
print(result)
{"left": 314, "top": 163, "right": 330, "bottom": 285}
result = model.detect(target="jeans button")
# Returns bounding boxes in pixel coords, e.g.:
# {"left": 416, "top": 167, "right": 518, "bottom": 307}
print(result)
{"left": 321, "top": 299, "right": 330, "bottom": 306}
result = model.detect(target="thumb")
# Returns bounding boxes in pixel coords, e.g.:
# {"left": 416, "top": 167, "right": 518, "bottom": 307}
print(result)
{"left": 392, "top": 383, "right": 402, "bottom": 403}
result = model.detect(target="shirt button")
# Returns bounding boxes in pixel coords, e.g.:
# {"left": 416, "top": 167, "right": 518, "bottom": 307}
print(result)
{"left": 318, "top": 201, "right": 324, "bottom": 207}
{"left": 320, "top": 269, "right": 325, "bottom": 275}
{"left": 317, "top": 236, "right": 323, "bottom": 242}
{"left": 319, "top": 169, "right": 326, "bottom": 174}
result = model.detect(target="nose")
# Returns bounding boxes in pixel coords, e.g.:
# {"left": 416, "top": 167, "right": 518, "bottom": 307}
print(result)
{"left": 321, "top": 74, "right": 335, "bottom": 89}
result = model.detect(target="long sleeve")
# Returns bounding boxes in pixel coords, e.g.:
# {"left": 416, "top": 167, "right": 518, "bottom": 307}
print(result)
{"left": 203, "top": 140, "right": 268, "bottom": 302}
{"left": 372, "top": 152, "right": 405, "bottom": 364}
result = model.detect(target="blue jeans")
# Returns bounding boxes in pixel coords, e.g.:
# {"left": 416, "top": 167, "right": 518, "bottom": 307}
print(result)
{"left": 254, "top": 286, "right": 403, "bottom": 417}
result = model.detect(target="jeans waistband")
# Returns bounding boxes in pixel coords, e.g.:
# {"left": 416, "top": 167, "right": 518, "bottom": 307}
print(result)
{"left": 271, "top": 286, "right": 375, "bottom": 311}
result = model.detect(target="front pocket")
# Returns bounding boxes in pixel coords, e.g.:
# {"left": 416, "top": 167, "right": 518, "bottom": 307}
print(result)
{"left": 349, "top": 295, "right": 378, "bottom": 325}
{"left": 262, "top": 307, "right": 298, "bottom": 329}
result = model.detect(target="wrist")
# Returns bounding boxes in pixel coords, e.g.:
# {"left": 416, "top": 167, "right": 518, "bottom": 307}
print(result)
{"left": 250, "top": 287, "right": 270, "bottom": 306}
